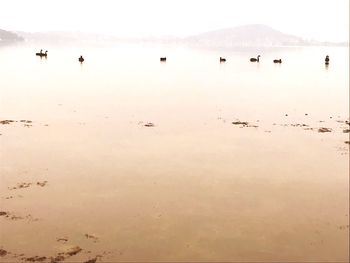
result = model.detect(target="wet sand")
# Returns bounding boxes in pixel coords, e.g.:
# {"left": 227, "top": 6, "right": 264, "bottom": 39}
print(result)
{"left": 1, "top": 115, "right": 349, "bottom": 262}
{"left": 0, "top": 45, "right": 349, "bottom": 262}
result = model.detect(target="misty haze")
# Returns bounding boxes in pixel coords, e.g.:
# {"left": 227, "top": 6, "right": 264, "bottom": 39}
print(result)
{"left": 0, "top": 0, "right": 349, "bottom": 262}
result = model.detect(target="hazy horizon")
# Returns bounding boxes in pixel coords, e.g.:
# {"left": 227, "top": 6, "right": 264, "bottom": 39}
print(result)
{"left": 1, "top": 1, "right": 349, "bottom": 261}
{"left": 1, "top": 0, "right": 349, "bottom": 42}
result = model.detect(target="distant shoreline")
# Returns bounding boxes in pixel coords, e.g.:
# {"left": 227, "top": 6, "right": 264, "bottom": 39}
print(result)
{"left": 3, "top": 24, "right": 346, "bottom": 48}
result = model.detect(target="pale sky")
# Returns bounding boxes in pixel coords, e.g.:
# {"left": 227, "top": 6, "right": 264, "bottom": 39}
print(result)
{"left": 1, "top": 0, "right": 349, "bottom": 42}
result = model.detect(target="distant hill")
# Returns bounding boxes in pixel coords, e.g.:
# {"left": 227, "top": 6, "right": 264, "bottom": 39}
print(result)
{"left": 0, "top": 29, "right": 24, "bottom": 43}
{"left": 16, "top": 31, "right": 116, "bottom": 44}
{"left": 8, "top": 24, "right": 348, "bottom": 47}
{"left": 184, "top": 24, "right": 347, "bottom": 47}
{"left": 16, "top": 31, "right": 182, "bottom": 45}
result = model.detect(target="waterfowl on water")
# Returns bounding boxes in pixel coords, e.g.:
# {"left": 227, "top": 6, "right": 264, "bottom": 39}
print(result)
{"left": 79, "top": 56, "right": 84, "bottom": 63}
{"left": 325, "top": 55, "right": 329, "bottom": 64}
{"left": 36, "top": 50, "right": 47, "bottom": 57}
{"left": 250, "top": 55, "right": 260, "bottom": 62}
{"left": 220, "top": 57, "right": 226, "bottom": 62}
{"left": 160, "top": 57, "right": 166, "bottom": 62}
{"left": 273, "top": 59, "right": 282, "bottom": 63}
{"left": 35, "top": 49, "right": 43, "bottom": 56}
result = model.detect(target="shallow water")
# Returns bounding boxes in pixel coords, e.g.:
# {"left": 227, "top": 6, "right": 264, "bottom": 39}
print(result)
{"left": 0, "top": 43, "right": 349, "bottom": 262}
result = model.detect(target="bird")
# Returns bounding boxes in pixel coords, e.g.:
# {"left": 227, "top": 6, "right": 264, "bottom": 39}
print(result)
{"left": 220, "top": 57, "right": 226, "bottom": 62}
{"left": 273, "top": 59, "right": 282, "bottom": 63}
{"left": 78, "top": 56, "right": 84, "bottom": 63}
{"left": 35, "top": 50, "right": 47, "bottom": 57}
{"left": 35, "top": 49, "right": 43, "bottom": 56}
{"left": 325, "top": 55, "right": 330, "bottom": 64}
{"left": 160, "top": 57, "right": 166, "bottom": 62}
{"left": 250, "top": 55, "right": 260, "bottom": 62}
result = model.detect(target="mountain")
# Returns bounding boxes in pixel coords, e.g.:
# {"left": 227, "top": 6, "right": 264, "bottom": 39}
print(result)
{"left": 16, "top": 31, "right": 183, "bottom": 45}
{"left": 0, "top": 29, "right": 24, "bottom": 43}
{"left": 16, "top": 31, "right": 118, "bottom": 44}
{"left": 184, "top": 24, "right": 346, "bottom": 47}
{"left": 9, "top": 24, "right": 348, "bottom": 47}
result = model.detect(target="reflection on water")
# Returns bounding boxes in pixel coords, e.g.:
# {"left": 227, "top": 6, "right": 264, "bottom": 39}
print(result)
{"left": 0, "top": 43, "right": 349, "bottom": 262}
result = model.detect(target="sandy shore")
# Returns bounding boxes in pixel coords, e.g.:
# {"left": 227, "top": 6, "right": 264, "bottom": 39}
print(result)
{"left": 0, "top": 114, "right": 349, "bottom": 262}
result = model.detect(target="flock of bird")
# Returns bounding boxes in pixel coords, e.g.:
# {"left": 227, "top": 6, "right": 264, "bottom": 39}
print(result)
{"left": 35, "top": 49, "right": 330, "bottom": 65}
{"left": 220, "top": 55, "right": 328, "bottom": 64}
{"left": 36, "top": 49, "right": 85, "bottom": 63}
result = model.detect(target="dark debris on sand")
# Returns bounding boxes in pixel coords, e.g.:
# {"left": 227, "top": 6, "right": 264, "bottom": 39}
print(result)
{"left": 0, "top": 211, "right": 38, "bottom": 222}
{"left": 1, "top": 120, "right": 34, "bottom": 125}
{"left": 0, "top": 120, "right": 16, "bottom": 125}
{"left": 144, "top": 122, "right": 155, "bottom": 127}
{"left": 65, "top": 246, "right": 82, "bottom": 256}
{"left": 37, "top": 181, "right": 48, "bottom": 187}
{"left": 84, "top": 258, "right": 97, "bottom": 263}
{"left": 24, "top": 256, "right": 47, "bottom": 262}
{"left": 9, "top": 181, "right": 48, "bottom": 190}
{"left": 9, "top": 182, "right": 32, "bottom": 190}
{"left": 0, "top": 249, "right": 7, "bottom": 257}
{"left": 0, "top": 211, "right": 8, "bottom": 216}
{"left": 290, "top": 123, "right": 309, "bottom": 127}
{"left": 49, "top": 246, "right": 83, "bottom": 263}
{"left": 56, "top": 238, "right": 68, "bottom": 243}
{"left": 232, "top": 121, "right": 258, "bottom": 128}
{"left": 318, "top": 127, "right": 332, "bottom": 133}
{"left": 50, "top": 255, "right": 65, "bottom": 263}
{"left": 232, "top": 121, "right": 248, "bottom": 126}
{"left": 85, "top": 234, "right": 99, "bottom": 242}
{"left": 338, "top": 225, "right": 349, "bottom": 230}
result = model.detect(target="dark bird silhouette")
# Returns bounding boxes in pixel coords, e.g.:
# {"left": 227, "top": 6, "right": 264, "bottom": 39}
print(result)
{"left": 273, "top": 59, "right": 282, "bottom": 63}
{"left": 36, "top": 50, "right": 47, "bottom": 57}
{"left": 220, "top": 57, "right": 226, "bottom": 62}
{"left": 250, "top": 55, "right": 260, "bottom": 62}
{"left": 325, "top": 55, "right": 330, "bottom": 64}
{"left": 35, "top": 49, "right": 43, "bottom": 56}
{"left": 79, "top": 56, "right": 84, "bottom": 63}
{"left": 160, "top": 57, "right": 166, "bottom": 62}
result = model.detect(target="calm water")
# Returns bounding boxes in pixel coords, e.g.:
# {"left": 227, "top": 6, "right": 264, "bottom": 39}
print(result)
{"left": 0, "top": 44, "right": 348, "bottom": 123}
{"left": 0, "top": 43, "right": 349, "bottom": 262}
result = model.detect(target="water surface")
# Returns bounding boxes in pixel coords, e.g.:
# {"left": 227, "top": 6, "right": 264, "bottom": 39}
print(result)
{"left": 0, "top": 43, "right": 349, "bottom": 262}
